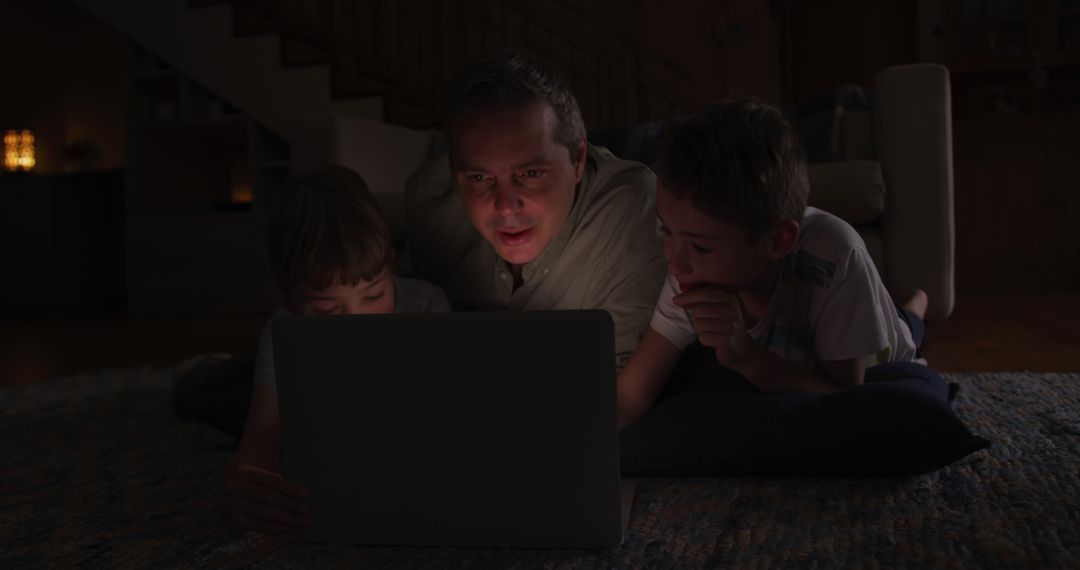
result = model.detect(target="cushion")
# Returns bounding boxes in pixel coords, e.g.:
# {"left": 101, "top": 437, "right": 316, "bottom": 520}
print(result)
{"left": 833, "top": 109, "right": 874, "bottom": 161}
{"left": 784, "top": 83, "right": 874, "bottom": 163}
{"left": 807, "top": 160, "right": 887, "bottom": 225}
{"left": 620, "top": 345, "right": 989, "bottom": 477}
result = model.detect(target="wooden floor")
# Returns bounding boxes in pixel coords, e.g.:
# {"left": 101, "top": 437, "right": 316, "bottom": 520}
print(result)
{"left": 0, "top": 312, "right": 266, "bottom": 386}
{"left": 920, "top": 292, "right": 1080, "bottom": 373}
{"left": 1, "top": 292, "right": 1078, "bottom": 386}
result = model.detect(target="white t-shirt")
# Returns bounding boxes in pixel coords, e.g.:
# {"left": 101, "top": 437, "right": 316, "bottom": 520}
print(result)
{"left": 650, "top": 207, "right": 921, "bottom": 370}
{"left": 253, "top": 275, "right": 450, "bottom": 386}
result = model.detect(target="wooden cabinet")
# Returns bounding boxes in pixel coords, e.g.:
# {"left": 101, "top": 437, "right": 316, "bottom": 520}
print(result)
{"left": 953, "top": 113, "right": 1080, "bottom": 291}
{"left": 125, "top": 45, "right": 290, "bottom": 312}
{"left": 0, "top": 172, "right": 125, "bottom": 311}
{"left": 941, "top": 0, "right": 1080, "bottom": 117}
{"left": 941, "top": 0, "right": 1080, "bottom": 73}
{"left": 935, "top": 1, "right": 1080, "bottom": 290}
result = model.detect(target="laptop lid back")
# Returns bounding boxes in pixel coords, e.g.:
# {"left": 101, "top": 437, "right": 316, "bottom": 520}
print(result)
{"left": 273, "top": 310, "right": 621, "bottom": 548}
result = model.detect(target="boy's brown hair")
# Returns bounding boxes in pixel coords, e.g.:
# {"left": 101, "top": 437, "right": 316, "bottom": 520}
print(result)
{"left": 653, "top": 98, "right": 809, "bottom": 241}
{"left": 266, "top": 165, "right": 393, "bottom": 303}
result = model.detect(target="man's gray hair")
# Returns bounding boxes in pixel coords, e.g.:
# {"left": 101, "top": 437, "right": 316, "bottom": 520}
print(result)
{"left": 445, "top": 51, "right": 586, "bottom": 161}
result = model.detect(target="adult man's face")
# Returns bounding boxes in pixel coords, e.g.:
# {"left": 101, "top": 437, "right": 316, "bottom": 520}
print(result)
{"left": 449, "top": 102, "right": 587, "bottom": 269}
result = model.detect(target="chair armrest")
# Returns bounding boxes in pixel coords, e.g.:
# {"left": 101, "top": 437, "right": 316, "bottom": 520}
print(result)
{"left": 874, "top": 64, "right": 956, "bottom": 319}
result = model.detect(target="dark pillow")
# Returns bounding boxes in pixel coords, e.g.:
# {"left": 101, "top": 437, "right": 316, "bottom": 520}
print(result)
{"left": 619, "top": 344, "right": 989, "bottom": 477}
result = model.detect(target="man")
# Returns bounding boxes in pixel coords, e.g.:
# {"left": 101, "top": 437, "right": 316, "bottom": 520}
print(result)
{"left": 400, "top": 52, "right": 666, "bottom": 370}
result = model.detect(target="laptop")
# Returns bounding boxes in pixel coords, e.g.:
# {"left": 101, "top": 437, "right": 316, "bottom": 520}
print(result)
{"left": 272, "top": 309, "right": 633, "bottom": 548}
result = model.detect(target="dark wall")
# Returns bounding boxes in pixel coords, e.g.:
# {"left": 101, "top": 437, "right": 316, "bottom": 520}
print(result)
{"left": 776, "top": 0, "right": 919, "bottom": 104}
{"left": 0, "top": 0, "right": 129, "bottom": 173}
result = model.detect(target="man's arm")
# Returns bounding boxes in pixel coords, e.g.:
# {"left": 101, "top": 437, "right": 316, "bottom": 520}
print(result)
{"left": 617, "top": 327, "right": 684, "bottom": 428}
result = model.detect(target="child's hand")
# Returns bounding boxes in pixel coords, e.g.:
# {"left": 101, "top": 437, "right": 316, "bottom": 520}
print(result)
{"left": 673, "top": 287, "right": 765, "bottom": 375}
{"left": 224, "top": 465, "right": 311, "bottom": 535}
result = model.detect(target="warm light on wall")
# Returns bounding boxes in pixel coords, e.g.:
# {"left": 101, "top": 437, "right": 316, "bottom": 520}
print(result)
{"left": 230, "top": 183, "right": 253, "bottom": 204}
{"left": 3, "top": 129, "right": 36, "bottom": 172}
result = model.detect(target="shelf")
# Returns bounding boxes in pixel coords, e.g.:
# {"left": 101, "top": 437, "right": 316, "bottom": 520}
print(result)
{"left": 134, "top": 115, "right": 248, "bottom": 133}
{"left": 957, "top": 0, "right": 1030, "bottom": 19}
{"left": 954, "top": 15, "right": 1030, "bottom": 26}
{"left": 130, "top": 59, "right": 242, "bottom": 130}
{"left": 254, "top": 159, "right": 292, "bottom": 169}
{"left": 948, "top": 55, "right": 1080, "bottom": 74}
{"left": 134, "top": 68, "right": 181, "bottom": 80}
{"left": 124, "top": 41, "right": 290, "bottom": 311}
{"left": 130, "top": 46, "right": 175, "bottom": 77}
{"left": 940, "top": 0, "right": 1080, "bottom": 73}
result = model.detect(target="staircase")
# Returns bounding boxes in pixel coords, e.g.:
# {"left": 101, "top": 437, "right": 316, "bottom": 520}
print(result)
{"left": 69, "top": 0, "right": 383, "bottom": 138}
{"left": 72, "top": 0, "right": 698, "bottom": 135}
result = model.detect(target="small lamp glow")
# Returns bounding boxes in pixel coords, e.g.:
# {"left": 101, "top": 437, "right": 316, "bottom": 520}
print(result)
{"left": 231, "top": 183, "right": 253, "bottom": 204}
{"left": 3, "top": 129, "right": 36, "bottom": 172}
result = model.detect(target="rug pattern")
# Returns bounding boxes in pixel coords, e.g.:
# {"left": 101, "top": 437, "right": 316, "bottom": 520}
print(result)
{"left": 1, "top": 370, "right": 1078, "bottom": 568}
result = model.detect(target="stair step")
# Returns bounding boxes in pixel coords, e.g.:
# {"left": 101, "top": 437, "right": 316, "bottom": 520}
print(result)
{"left": 79, "top": 0, "right": 411, "bottom": 132}
{"left": 231, "top": 4, "right": 279, "bottom": 37}
{"left": 187, "top": 0, "right": 229, "bottom": 8}
{"left": 281, "top": 37, "right": 334, "bottom": 68}
{"left": 383, "top": 98, "right": 442, "bottom": 129}
{"left": 332, "top": 75, "right": 440, "bottom": 127}
{"left": 332, "top": 67, "right": 392, "bottom": 97}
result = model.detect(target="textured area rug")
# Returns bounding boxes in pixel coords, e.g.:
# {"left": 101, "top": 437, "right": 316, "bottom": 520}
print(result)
{"left": 2, "top": 369, "right": 1078, "bottom": 568}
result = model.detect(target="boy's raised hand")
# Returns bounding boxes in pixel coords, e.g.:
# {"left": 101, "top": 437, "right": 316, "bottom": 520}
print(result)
{"left": 224, "top": 465, "right": 311, "bottom": 535}
{"left": 673, "top": 287, "right": 850, "bottom": 395}
{"left": 672, "top": 287, "right": 766, "bottom": 376}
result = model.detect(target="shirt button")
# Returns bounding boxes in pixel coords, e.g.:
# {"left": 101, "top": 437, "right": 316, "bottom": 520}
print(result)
{"left": 543, "top": 269, "right": 550, "bottom": 275}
